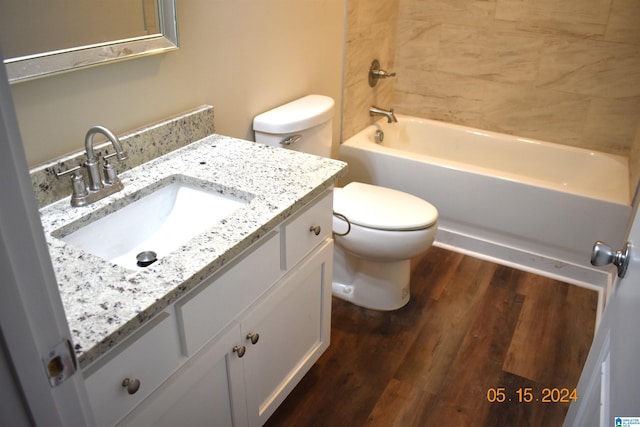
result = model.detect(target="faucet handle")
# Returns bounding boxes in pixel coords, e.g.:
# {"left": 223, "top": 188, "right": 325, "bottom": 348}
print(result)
{"left": 55, "top": 165, "right": 89, "bottom": 206}
{"left": 372, "top": 70, "right": 396, "bottom": 78}
{"left": 55, "top": 164, "right": 82, "bottom": 179}
{"left": 369, "top": 59, "right": 396, "bottom": 87}
{"left": 102, "top": 153, "right": 120, "bottom": 185}
{"left": 104, "top": 151, "right": 128, "bottom": 162}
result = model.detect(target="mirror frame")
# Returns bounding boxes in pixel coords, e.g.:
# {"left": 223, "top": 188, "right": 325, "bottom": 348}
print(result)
{"left": 4, "top": 0, "right": 178, "bottom": 84}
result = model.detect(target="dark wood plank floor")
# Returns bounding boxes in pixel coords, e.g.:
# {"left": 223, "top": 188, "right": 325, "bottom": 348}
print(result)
{"left": 265, "top": 246, "right": 598, "bottom": 427}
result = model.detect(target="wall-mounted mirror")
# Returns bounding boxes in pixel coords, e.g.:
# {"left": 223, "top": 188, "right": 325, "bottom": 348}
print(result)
{"left": 1, "top": 0, "right": 178, "bottom": 84}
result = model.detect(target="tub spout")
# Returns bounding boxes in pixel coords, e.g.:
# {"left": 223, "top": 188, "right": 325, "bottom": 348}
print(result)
{"left": 369, "top": 106, "right": 398, "bottom": 123}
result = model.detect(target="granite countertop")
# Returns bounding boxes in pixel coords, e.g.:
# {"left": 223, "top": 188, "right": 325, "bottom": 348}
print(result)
{"left": 39, "top": 134, "right": 347, "bottom": 368}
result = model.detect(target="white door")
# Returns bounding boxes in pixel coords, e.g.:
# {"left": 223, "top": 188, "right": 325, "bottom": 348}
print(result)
{"left": 0, "top": 50, "right": 93, "bottom": 425}
{"left": 564, "top": 201, "right": 640, "bottom": 425}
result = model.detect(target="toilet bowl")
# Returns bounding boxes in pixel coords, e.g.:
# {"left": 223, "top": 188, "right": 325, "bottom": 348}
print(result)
{"left": 253, "top": 95, "right": 439, "bottom": 310}
{"left": 331, "top": 182, "right": 437, "bottom": 310}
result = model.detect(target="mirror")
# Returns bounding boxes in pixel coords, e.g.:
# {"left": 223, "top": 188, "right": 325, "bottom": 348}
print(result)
{"left": 1, "top": 0, "right": 178, "bottom": 83}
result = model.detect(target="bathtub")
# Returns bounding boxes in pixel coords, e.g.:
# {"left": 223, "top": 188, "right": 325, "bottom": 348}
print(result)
{"left": 339, "top": 115, "right": 632, "bottom": 289}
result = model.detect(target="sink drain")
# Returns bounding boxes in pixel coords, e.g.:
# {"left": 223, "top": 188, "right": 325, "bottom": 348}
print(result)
{"left": 136, "top": 251, "right": 158, "bottom": 267}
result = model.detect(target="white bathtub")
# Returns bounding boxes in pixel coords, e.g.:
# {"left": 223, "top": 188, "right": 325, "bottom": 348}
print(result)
{"left": 339, "top": 115, "right": 632, "bottom": 288}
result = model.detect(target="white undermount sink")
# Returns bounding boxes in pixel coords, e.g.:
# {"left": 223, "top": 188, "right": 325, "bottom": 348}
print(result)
{"left": 56, "top": 176, "right": 251, "bottom": 270}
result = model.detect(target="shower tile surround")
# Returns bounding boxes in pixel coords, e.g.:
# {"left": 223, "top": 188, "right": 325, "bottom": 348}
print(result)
{"left": 342, "top": 0, "right": 399, "bottom": 140}
{"left": 32, "top": 108, "right": 347, "bottom": 368}
{"left": 343, "top": 0, "right": 640, "bottom": 195}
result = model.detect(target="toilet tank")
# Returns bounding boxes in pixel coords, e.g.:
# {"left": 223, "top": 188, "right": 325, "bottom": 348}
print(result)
{"left": 253, "top": 94, "right": 334, "bottom": 158}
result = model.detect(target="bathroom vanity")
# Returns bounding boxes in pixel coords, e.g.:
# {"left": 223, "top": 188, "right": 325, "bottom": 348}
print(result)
{"left": 37, "top": 133, "right": 346, "bottom": 426}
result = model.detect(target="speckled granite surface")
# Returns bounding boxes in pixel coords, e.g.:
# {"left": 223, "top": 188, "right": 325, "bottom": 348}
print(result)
{"left": 31, "top": 106, "right": 215, "bottom": 208}
{"left": 38, "top": 135, "right": 347, "bottom": 368}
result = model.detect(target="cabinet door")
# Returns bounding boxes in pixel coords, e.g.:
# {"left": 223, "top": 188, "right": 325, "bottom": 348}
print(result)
{"left": 242, "top": 240, "right": 333, "bottom": 426}
{"left": 120, "top": 323, "right": 248, "bottom": 427}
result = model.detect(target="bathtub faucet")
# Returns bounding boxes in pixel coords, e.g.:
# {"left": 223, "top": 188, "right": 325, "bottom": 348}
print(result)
{"left": 369, "top": 106, "right": 398, "bottom": 123}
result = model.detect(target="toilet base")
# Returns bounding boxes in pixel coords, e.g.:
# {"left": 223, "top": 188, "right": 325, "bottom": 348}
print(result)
{"left": 332, "top": 244, "right": 410, "bottom": 311}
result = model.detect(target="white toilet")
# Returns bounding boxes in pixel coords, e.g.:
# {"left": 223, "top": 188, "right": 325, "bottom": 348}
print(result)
{"left": 253, "top": 95, "right": 438, "bottom": 310}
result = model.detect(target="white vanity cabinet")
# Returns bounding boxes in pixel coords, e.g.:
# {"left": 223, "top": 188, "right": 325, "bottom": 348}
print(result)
{"left": 84, "top": 190, "right": 334, "bottom": 426}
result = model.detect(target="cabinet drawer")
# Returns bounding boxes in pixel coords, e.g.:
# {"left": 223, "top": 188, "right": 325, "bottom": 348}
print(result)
{"left": 281, "top": 190, "right": 333, "bottom": 270}
{"left": 84, "top": 311, "right": 181, "bottom": 427}
{"left": 176, "top": 231, "right": 281, "bottom": 356}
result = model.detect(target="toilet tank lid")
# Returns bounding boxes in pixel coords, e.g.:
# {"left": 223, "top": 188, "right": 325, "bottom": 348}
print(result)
{"left": 253, "top": 95, "right": 334, "bottom": 134}
{"left": 334, "top": 182, "right": 439, "bottom": 231}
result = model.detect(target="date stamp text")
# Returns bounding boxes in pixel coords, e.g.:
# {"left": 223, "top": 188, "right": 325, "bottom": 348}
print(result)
{"left": 486, "top": 387, "right": 578, "bottom": 403}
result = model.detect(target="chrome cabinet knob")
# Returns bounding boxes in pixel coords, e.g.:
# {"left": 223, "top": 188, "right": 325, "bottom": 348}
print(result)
{"left": 246, "top": 332, "right": 260, "bottom": 345}
{"left": 591, "top": 241, "right": 631, "bottom": 278}
{"left": 122, "top": 377, "right": 141, "bottom": 395}
{"left": 310, "top": 225, "right": 321, "bottom": 236}
{"left": 233, "top": 345, "right": 246, "bottom": 358}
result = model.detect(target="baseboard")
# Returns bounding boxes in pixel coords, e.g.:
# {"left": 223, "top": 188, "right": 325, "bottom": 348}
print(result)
{"left": 434, "top": 226, "right": 611, "bottom": 326}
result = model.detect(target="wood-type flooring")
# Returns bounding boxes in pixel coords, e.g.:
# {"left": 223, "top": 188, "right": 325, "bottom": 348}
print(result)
{"left": 265, "top": 246, "right": 598, "bottom": 427}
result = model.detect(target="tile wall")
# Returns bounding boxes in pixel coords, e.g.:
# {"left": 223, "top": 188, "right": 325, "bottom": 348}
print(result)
{"left": 392, "top": 0, "right": 640, "bottom": 156}
{"left": 342, "top": 0, "right": 399, "bottom": 139}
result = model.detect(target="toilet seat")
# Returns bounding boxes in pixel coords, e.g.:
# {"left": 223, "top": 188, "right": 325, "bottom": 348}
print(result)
{"left": 334, "top": 182, "right": 438, "bottom": 231}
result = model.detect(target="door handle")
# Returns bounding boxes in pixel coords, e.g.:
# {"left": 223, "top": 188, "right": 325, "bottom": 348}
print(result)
{"left": 591, "top": 241, "right": 631, "bottom": 278}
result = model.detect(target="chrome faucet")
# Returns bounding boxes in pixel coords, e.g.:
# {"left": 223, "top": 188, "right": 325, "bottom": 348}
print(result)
{"left": 84, "top": 126, "right": 128, "bottom": 190}
{"left": 56, "top": 125, "right": 128, "bottom": 207}
{"left": 369, "top": 106, "right": 398, "bottom": 123}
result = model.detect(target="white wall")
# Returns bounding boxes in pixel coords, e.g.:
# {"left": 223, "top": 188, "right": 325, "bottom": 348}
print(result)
{"left": 8, "top": 1, "right": 346, "bottom": 167}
